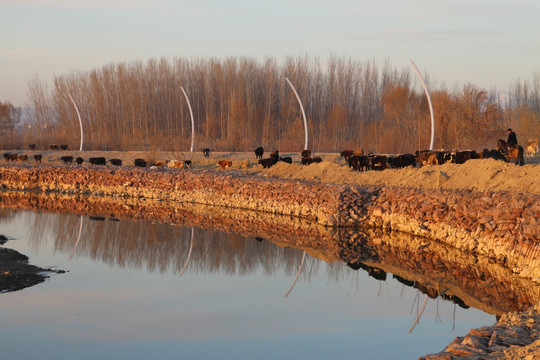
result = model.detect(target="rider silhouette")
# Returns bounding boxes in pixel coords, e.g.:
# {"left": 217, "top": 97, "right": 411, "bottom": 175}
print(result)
{"left": 507, "top": 128, "right": 518, "bottom": 146}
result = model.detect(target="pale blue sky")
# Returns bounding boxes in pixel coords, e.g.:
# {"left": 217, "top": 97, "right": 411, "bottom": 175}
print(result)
{"left": 1, "top": 0, "right": 539, "bottom": 106}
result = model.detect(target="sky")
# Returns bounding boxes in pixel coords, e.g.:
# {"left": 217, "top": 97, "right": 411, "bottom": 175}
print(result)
{"left": 1, "top": 0, "right": 540, "bottom": 107}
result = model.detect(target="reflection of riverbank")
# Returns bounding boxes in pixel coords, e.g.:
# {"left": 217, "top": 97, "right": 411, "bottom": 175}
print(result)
{"left": 1, "top": 190, "right": 537, "bottom": 316}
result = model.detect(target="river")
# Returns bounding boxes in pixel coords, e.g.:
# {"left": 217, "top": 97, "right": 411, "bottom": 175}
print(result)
{"left": 0, "top": 207, "right": 499, "bottom": 360}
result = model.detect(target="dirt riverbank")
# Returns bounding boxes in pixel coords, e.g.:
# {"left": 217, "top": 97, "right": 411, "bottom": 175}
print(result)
{"left": 4, "top": 149, "right": 539, "bottom": 194}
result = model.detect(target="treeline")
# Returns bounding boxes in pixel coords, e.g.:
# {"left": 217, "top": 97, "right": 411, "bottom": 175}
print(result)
{"left": 17, "top": 55, "right": 540, "bottom": 153}
{"left": 0, "top": 101, "right": 22, "bottom": 148}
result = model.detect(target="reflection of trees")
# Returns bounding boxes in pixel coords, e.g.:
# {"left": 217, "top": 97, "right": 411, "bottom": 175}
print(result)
{"left": 23, "top": 211, "right": 308, "bottom": 277}
{"left": 1, "top": 190, "right": 539, "bottom": 315}
{"left": 0, "top": 208, "right": 18, "bottom": 222}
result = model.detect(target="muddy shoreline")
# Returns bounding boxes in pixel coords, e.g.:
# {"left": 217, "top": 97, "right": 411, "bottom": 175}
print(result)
{"left": 0, "top": 245, "right": 65, "bottom": 293}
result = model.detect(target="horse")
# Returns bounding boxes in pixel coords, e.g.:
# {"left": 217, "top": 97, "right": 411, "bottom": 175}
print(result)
{"left": 496, "top": 139, "right": 524, "bottom": 165}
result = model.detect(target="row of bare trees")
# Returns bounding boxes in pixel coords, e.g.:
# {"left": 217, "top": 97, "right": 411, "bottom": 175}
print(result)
{"left": 12, "top": 56, "right": 540, "bottom": 153}
{"left": 0, "top": 101, "right": 22, "bottom": 149}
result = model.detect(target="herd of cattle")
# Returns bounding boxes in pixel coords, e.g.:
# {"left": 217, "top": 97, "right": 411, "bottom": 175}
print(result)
{"left": 2, "top": 151, "right": 192, "bottom": 170}
{"left": 254, "top": 139, "right": 538, "bottom": 171}
{"left": 2, "top": 139, "right": 538, "bottom": 171}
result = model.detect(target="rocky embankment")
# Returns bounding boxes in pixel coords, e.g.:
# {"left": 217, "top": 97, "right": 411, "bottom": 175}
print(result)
{"left": 0, "top": 163, "right": 538, "bottom": 282}
{"left": 421, "top": 304, "right": 540, "bottom": 359}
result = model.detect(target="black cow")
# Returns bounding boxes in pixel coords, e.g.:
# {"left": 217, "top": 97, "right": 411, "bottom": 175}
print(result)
{"left": 301, "top": 149, "right": 312, "bottom": 158}
{"left": 259, "top": 158, "right": 277, "bottom": 168}
{"left": 76, "top": 157, "right": 84, "bottom": 165}
{"left": 301, "top": 156, "right": 322, "bottom": 165}
{"left": 61, "top": 155, "right": 73, "bottom": 164}
{"left": 29, "top": 144, "right": 36, "bottom": 151}
{"left": 368, "top": 155, "right": 388, "bottom": 170}
{"left": 254, "top": 147, "right": 264, "bottom": 160}
{"left": 396, "top": 153, "right": 416, "bottom": 168}
{"left": 388, "top": 154, "right": 416, "bottom": 169}
{"left": 184, "top": 160, "right": 192, "bottom": 169}
{"left": 279, "top": 156, "right": 292, "bottom": 164}
{"left": 89, "top": 157, "right": 106, "bottom": 165}
{"left": 270, "top": 151, "right": 279, "bottom": 161}
{"left": 347, "top": 155, "right": 369, "bottom": 171}
{"left": 436, "top": 150, "right": 452, "bottom": 165}
{"left": 451, "top": 150, "right": 478, "bottom": 164}
{"left": 482, "top": 149, "right": 507, "bottom": 161}
{"left": 134, "top": 158, "right": 147, "bottom": 167}
{"left": 202, "top": 148, "right": 211, "bottom": 158}
{"left": 34, "top": 154, "right": 42, "bottom": 163}
{"left": 109, "top": 158, "right": 122, "bottom": 166}
{"left": 60, "top": 144, "right": 69, "bottom": 151}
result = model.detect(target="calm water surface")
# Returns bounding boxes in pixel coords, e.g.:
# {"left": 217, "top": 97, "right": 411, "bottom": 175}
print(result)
{"left": 0, "top": 209, "right": 495, "bottom": 360}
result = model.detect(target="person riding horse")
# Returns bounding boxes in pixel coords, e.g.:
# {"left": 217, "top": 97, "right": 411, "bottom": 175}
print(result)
{"left": 507, "top": 128, "right": 518, "bottom": 146}
{"left": 497, "top": 136, "right": 525, "bottom": 166}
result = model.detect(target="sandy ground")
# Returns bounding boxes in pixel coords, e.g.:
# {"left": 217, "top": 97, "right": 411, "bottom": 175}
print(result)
{"left": 5, "top": 149, "right": 539, "bottom": 194}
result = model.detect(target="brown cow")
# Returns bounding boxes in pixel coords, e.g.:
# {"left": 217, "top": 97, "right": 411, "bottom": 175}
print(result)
{"left": 167, "top": 160, "right": 185, "bottom": 169}
{"left": 415, "top": 150, "right": 438, "bottom": 166}
{"left": 218, "top": 160, "right": 232, "bottom": 169}
{"left": 340, "top": 150, "right": 354, "bottom": 161}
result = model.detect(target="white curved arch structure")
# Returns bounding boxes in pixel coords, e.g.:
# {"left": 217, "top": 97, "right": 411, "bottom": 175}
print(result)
{"left": 68, "top": 93, "right": 84, "bottom": 151}
{"left": 410, "top": 61, "right": 435, "bottom": 150}
{"left": 180, "top": 87, "right": 195, "bottom": 152}
{"left": 285, "top": 78, "right": 309, "bottom": 150}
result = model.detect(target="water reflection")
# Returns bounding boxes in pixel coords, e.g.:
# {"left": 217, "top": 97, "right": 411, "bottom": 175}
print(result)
{"left": 1, "top": 190, "right": 538, "bottom": 316}
{"left": 179, "top": 227, "right": 194, "bottom": 276}
{"left": 0, "top": 197, "right": 529, "bottom": 359}
{"left": 68, "top": 215, "right": 84, "bottom": 260}
{"left": 284, "top": 251, "right": 306, "bottom": 298}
